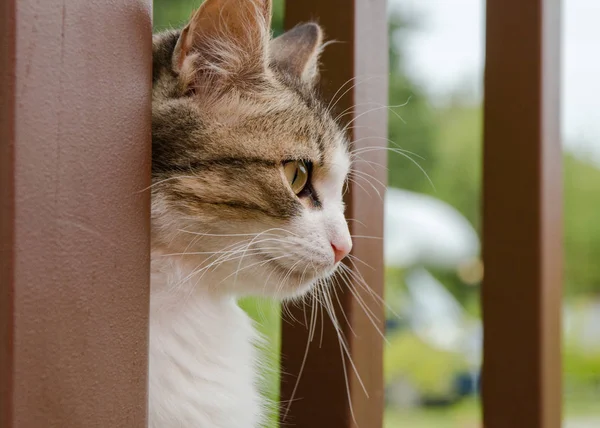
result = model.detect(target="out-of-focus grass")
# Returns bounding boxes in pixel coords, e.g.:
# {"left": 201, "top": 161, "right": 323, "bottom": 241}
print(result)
{"left": 385, "top": 400, "right": 480, "bottom": 428}
{"left": 238, "top": 298, "right": 281, "bottom": 425}
{"left": 385, "top": 394, "right": 600, "bottom": 428}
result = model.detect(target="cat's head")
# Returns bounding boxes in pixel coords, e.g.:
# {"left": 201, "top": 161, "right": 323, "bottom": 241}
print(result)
{"left": 151, "top": 0, "right": 351, "bottom": 298}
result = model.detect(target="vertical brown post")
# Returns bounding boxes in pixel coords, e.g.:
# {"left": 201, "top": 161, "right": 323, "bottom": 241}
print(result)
{"left": 280, "top": 1, "right": 388, "bottom": 427}
{"left": 483, "top": 1, "right": 562, "bottom": 427}
{"left": 0, "top": 0, "right": 15, "bottom": 426}
{"left": 0, "top": 1, "right": 152, "bottom": 427}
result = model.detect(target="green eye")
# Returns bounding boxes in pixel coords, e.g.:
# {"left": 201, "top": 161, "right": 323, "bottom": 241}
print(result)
{"left": 283, "top": 160, "right": 309, "bottom": 195}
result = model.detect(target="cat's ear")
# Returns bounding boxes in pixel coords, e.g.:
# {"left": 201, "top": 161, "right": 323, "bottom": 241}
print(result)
{"left": 174, "top": 0, "right": 272, "bottom": 91}
{"left": 270, "top": 23, "right": 324, "bottom": 86}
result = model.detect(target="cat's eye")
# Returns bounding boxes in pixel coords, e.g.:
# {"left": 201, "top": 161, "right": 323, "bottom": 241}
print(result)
{"left": 283, "top": 160, "right": 309, "bottom": 195}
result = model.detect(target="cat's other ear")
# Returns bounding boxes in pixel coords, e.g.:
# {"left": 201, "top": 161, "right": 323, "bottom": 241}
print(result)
{"left": 174, "top": 0, "right": 272, "bottom": 91}
{"left": 270, "top": 23, "right": 324, "bottom": 86}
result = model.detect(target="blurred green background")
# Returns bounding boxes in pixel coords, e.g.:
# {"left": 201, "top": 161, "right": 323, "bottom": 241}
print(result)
{"left": 153, "top": 1, "right": 600, "bottom": 426}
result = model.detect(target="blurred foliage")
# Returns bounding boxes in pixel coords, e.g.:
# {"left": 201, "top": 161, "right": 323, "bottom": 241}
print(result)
{"left": 387, "top": 14, "right": 482, "bottom": 305}
{"left": 238, "top": 298, "right": 281, "bottom": 425}
{"left": 385, "top": 330, "right": 468, "bottom": 397}
{"left": 384, "top": 399, "right": 480, "bottom": 428}
{"left": 564, "top": 154, "right": 600, "bottom": 296}
{"left": 387, "top": 14, "right": 439, "bottom": 194}
{"left": 565, "top": 344, "right": 600, "bottom": 386}
{"left": 564, "top": 298, "right": 600, "bottom": 387}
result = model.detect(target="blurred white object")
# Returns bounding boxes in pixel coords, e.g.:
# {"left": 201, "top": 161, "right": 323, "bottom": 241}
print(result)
{"left": 385, "top": 188, "right": 483, "bottom": 363}
{"left": 404, "top": 268, "right": 465, "bottom": 352}
{"left": 564, "top": 299, "right": 600, "bottom": 352}
{"left": 384, "top": 187, "right": 480, "bottom": 269}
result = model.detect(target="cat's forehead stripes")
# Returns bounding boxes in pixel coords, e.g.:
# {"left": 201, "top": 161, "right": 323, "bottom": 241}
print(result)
{"left": 152, "top": 26, "right": 349, "bottom": 224}
{"left": 155, "top": 157, "right": 278, "bottom": 174}
{"left": 167, "top": 164, "right": 303, "bottom": 220}
{"left": 152, "top": 97, "right": 339, "bottom": 173}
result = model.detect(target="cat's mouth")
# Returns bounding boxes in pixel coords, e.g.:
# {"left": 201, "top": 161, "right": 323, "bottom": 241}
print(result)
{"left": 265, "top": 254, "right": 336, "bottom": 285}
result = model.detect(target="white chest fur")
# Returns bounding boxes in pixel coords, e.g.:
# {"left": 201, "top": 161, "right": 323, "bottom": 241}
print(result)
{"left": 148, "top": 258, "right": 264, "bottom": 428}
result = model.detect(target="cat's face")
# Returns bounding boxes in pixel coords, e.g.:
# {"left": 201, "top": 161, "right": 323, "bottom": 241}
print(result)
{"left": 151, "top": 0, "right": 351, "bottom": 298}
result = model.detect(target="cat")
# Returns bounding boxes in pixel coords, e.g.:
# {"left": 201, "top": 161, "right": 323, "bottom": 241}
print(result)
{"left": 150, "top": 0, "right": 352, "bottom": 426}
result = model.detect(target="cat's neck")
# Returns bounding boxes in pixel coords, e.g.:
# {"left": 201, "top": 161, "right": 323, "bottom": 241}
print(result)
{"left": 148, "top": 253, "right": 265, "bottom": 428}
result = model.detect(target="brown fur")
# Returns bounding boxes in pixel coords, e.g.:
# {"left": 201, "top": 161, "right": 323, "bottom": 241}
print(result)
{"left": 151, "top": 0, "right": 347, "bottom": 258}
{"left": 149, "top": 2, "right": 354, "bottom": 426}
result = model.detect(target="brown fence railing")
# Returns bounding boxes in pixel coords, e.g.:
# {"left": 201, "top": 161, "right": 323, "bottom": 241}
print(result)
{"left": 482, "top": 1, "right": 562, "bottom": 427}
{"left": 1, "top": 0, "right": 563, "bottom": 427}
{"left": 0, "top": 1, "right": 152, "bottom": 426}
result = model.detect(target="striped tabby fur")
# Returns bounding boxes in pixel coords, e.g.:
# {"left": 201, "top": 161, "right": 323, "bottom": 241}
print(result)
{"left": 150, "top": 0, "right": 352, "bottom": 426}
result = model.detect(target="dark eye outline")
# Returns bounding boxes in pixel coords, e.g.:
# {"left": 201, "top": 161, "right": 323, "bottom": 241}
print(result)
{"left": 282, "top": 160, "right": 313, "bottom": 197}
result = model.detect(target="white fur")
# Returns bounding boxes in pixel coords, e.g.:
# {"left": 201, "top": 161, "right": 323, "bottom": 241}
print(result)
{"left": 149, "top": 257, "right": 265, "bottom": 428}
{"left": 148, "top": 145, "right": 351, "bottom": 427}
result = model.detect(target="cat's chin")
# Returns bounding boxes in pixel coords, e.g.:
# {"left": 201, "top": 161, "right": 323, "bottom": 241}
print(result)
{"left": 262, "top": 278, "right": 322, "bottom": 300}
{"left": 216, "top": 259, "right": 337, "bottom": 300}
{"left": 152, "top": 247, "right": 338, "bottom": 299}
{"left": 256, "top": 263, "right": 338, "bottom": 300}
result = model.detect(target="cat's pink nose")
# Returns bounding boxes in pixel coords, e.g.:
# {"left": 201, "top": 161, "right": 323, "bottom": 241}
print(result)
{"left": 331, "top": 241, "right": 351, "bottom": 264}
